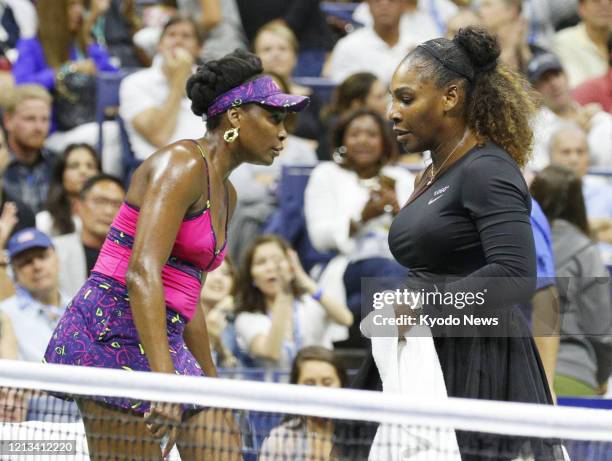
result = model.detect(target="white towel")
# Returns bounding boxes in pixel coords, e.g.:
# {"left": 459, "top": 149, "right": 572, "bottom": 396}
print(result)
{"left": 361, "top": 309, "right": 462, "bottom": 461}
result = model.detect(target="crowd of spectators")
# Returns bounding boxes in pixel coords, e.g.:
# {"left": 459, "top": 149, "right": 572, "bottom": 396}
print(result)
{"left": 0, "top": 0, "right": 610, "bottom": 424}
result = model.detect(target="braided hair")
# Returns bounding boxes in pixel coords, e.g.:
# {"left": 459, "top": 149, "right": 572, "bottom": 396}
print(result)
{"left": 186, "top": 49, "right": 263, "bottom": 130}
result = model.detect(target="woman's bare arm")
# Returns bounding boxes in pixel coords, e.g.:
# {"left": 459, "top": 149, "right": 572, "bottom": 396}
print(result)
{"left": 126, "top": 142, "right": 204, "bottom": 374}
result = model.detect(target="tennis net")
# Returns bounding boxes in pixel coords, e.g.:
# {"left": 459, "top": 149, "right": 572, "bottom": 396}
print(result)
{"left": 0, "top": 360, "right": 611, "bottom": 460}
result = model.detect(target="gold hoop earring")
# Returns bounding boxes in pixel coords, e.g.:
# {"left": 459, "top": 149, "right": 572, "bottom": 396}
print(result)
{"left": 223, "top": 127, "right": 240, "bottom": 143}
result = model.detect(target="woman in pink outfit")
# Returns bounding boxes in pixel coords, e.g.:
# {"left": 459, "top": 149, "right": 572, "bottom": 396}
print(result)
{"left": 44, "top": 49, "right": 309, "bottom": 460}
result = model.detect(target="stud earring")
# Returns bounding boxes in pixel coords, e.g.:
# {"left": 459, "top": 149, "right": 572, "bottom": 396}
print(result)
{"left": 223, "top": 127, "right": 240, "bottom": 143}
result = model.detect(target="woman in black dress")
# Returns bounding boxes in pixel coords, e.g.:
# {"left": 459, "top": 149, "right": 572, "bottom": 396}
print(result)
{"left": 339, "top": 27, "right": 564, "bottom": 461}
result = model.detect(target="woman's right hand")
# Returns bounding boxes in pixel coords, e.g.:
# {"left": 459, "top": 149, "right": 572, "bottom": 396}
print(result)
{"left": 144, "top": 402, "right": 182, "bottom": 458}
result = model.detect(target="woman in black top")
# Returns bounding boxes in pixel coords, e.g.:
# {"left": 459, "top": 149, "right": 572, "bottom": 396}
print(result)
{"left": 339, "top": 27, "right": 563, "bottom": 461}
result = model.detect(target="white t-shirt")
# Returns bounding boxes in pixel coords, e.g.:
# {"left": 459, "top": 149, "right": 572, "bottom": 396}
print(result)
{"left": 119, "top": 55, "right": 206, "bottom": 160}
{"left": 326, "top": 27, "right": 423, "bottom": 85}
{"left": 235, "top": 296, "right": 335, "bottom": 369}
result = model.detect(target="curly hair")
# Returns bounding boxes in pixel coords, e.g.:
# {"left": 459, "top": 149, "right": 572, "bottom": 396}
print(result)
{"left": 186, "top": 49, "right": 263, "bottom": 130}
{"left": 410, "top": 26, "right": 538, "bottom": 167}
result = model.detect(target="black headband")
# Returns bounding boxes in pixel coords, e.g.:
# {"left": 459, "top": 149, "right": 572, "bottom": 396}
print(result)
{"left": 417, "top": 41, "right": 497, "bottom": 82}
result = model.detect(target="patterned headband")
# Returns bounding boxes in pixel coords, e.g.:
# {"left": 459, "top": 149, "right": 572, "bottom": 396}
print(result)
{"left": 205, "top": 76, "right": 310, "bottom": 120}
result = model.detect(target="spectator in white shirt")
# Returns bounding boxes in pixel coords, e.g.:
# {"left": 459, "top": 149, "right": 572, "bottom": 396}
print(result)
{"left": 234, "top": 235, "right": 352, "bottom": 369}
{"left": 305, "top": 109, "right": 413, "bottom": 346}
{"left": 325, "top": 0, "right": 428, "bottom": 85}
{"left": 119, "top": 16, "right": 204, "bottom": 160}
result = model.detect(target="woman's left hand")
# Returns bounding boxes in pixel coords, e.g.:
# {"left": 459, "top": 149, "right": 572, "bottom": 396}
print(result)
{"left": 287, "top": 249, "right": 317, "bottom": 294}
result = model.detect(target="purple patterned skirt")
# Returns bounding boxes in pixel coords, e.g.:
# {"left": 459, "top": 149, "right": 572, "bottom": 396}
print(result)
{"left": 44, "top": 272, "right": 204, "bottom": 414}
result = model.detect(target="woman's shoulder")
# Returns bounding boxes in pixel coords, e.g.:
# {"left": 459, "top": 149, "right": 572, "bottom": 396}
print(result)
{"left": 463, "top": 143, "right": 520, "bottom": 170}
{"left": 144, "top": 140, "right": 208, "bottom": 177}
{"left": 551, "top": 219, "right": 600, "bottom": 269}
{"left": 460, "top": 143, "right": 526, "bottom": 185}
{"left": 552, "top": 219, "right": 593, "bottom": 249}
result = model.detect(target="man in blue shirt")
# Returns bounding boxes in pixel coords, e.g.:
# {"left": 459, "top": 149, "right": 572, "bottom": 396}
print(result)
{"left": 0, "top": 228, "right": 67, "bottom": 362}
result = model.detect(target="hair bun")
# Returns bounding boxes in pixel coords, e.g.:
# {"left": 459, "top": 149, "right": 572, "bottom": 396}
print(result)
{"left": 453, "top": 26, "right": 501, "bottom": 73}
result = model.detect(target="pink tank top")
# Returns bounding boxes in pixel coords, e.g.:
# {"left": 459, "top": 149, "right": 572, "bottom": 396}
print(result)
{"left": 92, "top": 143, "right": 228, "bottom": 321}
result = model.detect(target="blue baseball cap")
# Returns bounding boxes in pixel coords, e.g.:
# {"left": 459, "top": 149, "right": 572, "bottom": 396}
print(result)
{"left": 7, "top": 228, "right": 53, "bottom": 260}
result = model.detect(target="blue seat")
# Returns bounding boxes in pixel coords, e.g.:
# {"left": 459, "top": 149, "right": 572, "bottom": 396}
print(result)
{"left": 264, "top": 165, "right": 336, "bottom": 274}
{"left": 95, "top": 70, "right": 142, "bottom": 184}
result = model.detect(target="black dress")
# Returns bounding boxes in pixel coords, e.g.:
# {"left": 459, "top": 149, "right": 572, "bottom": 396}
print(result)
{"left": 336, "top": 143, "right": 563, "bottom": 461}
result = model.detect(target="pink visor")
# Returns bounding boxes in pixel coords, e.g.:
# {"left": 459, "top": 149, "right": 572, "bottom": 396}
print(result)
{"left": 206, "top": 76, "right": 310, "bottom": 119}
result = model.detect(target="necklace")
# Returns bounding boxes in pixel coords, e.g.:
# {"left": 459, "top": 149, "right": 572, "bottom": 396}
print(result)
{"left": 427, "top": 129, "right": 470, "bottom": 186}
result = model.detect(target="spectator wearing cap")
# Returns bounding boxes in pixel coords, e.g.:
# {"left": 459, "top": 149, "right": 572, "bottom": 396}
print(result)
{"left": 0, "top": 228, "right": 68, "bottom": 362}
{"left": 553, "top": 0, "right": 611, "bottom": 89}
{"left": 527, "top": 52, "right": 612, "bottom": 172}
{"left": 572, "top": 34, "right": 612, "bottom": 113}
{"left": 2, "top": 84, "right": 55, "bottom": 215}
{"left": 119, "top": 16, "right": 204, "bottom": 161}
{"left": 53, "top": 174, "right": 125, "bottom": 299}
